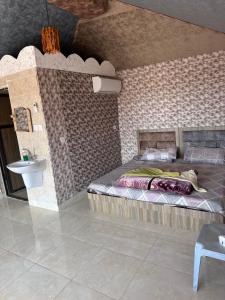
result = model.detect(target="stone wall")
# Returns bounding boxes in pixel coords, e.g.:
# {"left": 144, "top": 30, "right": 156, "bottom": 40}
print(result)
{"left": 0, "top": 69, "right": 58, "bottom": 210}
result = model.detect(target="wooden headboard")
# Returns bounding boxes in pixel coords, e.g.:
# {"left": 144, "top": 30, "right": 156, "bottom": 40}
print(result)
{"left": 137, "top": 128, "right": 179, "bottom": 155}
{"left": 137, "top": 127, "right": 225, "bottom": 156}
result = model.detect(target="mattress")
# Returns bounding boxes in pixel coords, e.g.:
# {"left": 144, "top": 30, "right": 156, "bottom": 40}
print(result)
{"left": 87, "top": 159, "right": 225, "bottom": 214}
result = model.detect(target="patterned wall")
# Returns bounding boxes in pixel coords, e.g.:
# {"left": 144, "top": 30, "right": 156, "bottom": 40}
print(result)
{"left": 117, "top": 50, "right": 225, "bottom": 163}
{"left": 38, "top": 69, "right": 121, "bottom": 204}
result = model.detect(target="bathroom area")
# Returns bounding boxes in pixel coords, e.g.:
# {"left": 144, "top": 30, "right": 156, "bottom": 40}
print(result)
{"left": 0, "top": 88, "right": 28, "bottom": 200}
{"left": 0, "top": 57, "right": 60, "bottom": 211}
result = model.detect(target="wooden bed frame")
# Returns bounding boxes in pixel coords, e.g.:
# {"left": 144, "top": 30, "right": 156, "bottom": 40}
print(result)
{"left": 88, "top": 193, "right": 224, "bottom": 231}
{"left": 88, "top": 127, "right": 225, "bottom": 231}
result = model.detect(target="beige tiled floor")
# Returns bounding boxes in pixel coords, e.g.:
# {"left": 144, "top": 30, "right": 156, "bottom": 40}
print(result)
{"left": 0, "top": 196, "right": 224, "bottom": 299}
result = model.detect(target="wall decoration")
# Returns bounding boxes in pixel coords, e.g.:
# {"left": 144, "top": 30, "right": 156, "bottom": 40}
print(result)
{"left": 0, "top": 46, "right": 116, "bottom": 78}
{"left": 117, "top": 50, "right": 225, "bottom": 162}
{"left": 11, "top": 107, "right": 33, "bottom": 132}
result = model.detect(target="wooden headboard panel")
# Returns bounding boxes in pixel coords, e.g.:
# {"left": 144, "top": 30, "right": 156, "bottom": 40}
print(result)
{"left": 137, "top": 127, "right": 225, "bottom": 157}
{"left": 137, "top": 128, "right": 179, "bottom": 155}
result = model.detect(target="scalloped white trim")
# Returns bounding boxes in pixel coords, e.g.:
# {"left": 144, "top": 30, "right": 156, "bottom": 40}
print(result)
{"left": 0, "top": 46, "right": 116, "bottom": 78}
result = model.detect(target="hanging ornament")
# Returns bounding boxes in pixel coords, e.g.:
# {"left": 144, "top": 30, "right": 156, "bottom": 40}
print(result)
{"left": 41, "top": 27, "right": 60, "bottom": 54}
{"left": 41, "top": 0, "right": 61, "bottom": 54}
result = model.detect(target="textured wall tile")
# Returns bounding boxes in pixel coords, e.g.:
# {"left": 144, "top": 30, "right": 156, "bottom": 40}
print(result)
{"left": 118, "top": 51, "right": 225, "bottom": 162}
{"left": 37, "top": 69, "right": 121, "bottom": 204}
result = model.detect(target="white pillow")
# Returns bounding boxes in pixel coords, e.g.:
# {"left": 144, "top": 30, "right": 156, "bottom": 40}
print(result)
{"left": 141, "top": 147, "right": 177, "bottom": 161}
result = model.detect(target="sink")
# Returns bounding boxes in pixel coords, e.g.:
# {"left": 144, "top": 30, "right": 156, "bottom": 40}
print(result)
{"left": 7, "top": 160, "right": 46, "bottom": 174}
{"left": 7, "top": 160, "right": 46, "bottom": 188}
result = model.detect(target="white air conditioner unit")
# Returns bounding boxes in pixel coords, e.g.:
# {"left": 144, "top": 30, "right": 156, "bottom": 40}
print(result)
{"left": 92, "top": 76, "right": 122, "bottom": 94}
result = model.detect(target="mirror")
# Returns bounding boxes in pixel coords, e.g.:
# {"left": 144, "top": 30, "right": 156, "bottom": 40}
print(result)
{"left": 11, "top": 107, "right": 33, "bottom": 132}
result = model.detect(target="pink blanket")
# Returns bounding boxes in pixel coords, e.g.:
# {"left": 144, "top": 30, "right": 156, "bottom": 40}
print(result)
{"left": 117, "top": 176, "right": 193, "bottom": 195}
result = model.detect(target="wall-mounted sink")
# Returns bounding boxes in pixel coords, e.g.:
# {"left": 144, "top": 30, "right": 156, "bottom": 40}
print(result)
{"left": 7, "top": 160, "right": 46, "bottom": 188}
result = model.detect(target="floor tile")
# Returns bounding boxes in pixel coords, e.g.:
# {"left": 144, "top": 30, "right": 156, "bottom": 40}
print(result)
{"left": 146, "top": 238, "right": 194, "bottom": 275}
{"left": 0, "top": 196, "right": 225, "bottom": 300}
{"left": 62, "top": 197, "right": 91, "bottom": 217}
{"left": 0, "top": 252, "right": 33, "bottom": 291}
{"left": 55, "top": 281, "right": 115, "bottom": 300}
{"left": 103, "top": 227, "right": 157, "bottom": 259}
{"left": 0, "top": 198, "right": 56, "bottom": 228}
{"left": 0, "top": 248, "right": 6, "bottom": 256}
{"left": 0, "top": 280, "right": 48, "bottom": 300}
{"left": 74, "top": 248, "right": 141, "bottom": 299}
{"left": 72, "top": 220, "right": 120, "bottom": 246}
{"left": 160, "top": 227, "right": 198, "bottom": 246}
{"left": 0, "top": 218, "right": 35, "bottom": 250}
{"left": 10, "top": 205, "right": 58, "bottom": 228}
{"left": 124, "top": 220, "right": 165, "bottom": 234}
{"left": 0, "top": 198, "right": 9, "bottom": 217}
{"left": 84, "top": 195, "right": 160, "bottom": 231}
{"left": 0, "top": 198, "right": 27, "bottom": 218}
{"left": 0, "top": 264, "right": 69, "bottom": 300}
{"left": 38, "top": 236, "right": 101, "bottom": 279}
{"left": 121, "top": 261, "right": 193, "bottom": 300}
{"left": 192, "top": 283, "right": 225, "bottom": 300}
{"left": 10, "top": 228, "right": 64, "bottom": 263}
{"left": 42, "top": 211, "right": 90, "bottom": 235}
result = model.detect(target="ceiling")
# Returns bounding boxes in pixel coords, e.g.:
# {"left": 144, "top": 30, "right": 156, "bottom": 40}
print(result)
{"left": 0, "top": 0, "right": 78, "bottom": 60}
{"left": 122, "top": 0, "right": 225, "bottom": 33}
{"left": 0, "top": 0, "right": 225, "bottom": 67}
{"left": 74, "top": 5, "right": 225, "bottom": 70}
{"left": 48, "top": 0, "right": 225, "bottom": 34}
{"left": 49, "top": 0, "right": 108, "bottom": 18}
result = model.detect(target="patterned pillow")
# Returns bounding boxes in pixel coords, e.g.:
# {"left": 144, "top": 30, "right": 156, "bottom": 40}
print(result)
{"left": 141, "top": 147, "right": 177, "bottom": 162}
{"left": 184, "top": 146, "right": 225, "bottom": 164}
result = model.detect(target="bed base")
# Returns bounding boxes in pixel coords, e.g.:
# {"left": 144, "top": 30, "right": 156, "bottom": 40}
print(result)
{"left": 88, "top": 193, "right": 224, "bottom": 231}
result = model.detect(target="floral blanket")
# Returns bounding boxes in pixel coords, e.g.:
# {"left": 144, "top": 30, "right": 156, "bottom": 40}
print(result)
{"left": 118, "top": 167, "right": 206, "bottom": 194}
{"left": 117, "top": 175, "right": 193, "bottom": 195}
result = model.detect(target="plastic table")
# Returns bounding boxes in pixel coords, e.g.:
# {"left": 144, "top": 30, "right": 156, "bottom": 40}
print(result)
{"left": 193, "top": 223, "right": 225, "bottom": 291}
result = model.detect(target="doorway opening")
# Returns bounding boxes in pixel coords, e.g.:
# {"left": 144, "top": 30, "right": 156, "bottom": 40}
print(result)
{"left": 0, "top": 89, "right": 28, "bottom": 200}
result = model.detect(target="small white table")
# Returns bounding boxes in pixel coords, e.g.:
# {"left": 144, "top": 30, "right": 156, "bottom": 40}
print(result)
{"left": 193, "top": 224, "right": 225, "bottom": 291}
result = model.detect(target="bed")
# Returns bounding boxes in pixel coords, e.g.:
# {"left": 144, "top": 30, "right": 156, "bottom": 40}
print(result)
{"left": 87, "top": 127, "right": 225, "bottom": 231}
